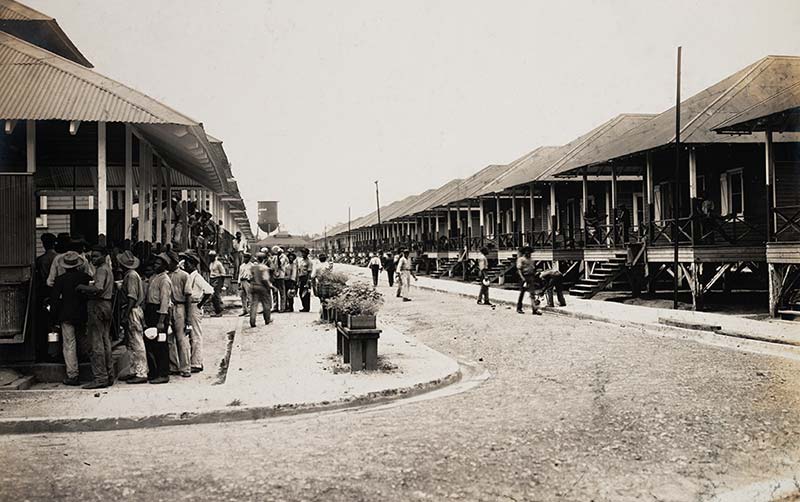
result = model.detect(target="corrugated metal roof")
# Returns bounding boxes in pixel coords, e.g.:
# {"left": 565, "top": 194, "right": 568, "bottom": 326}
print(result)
{"left": 0, "top": 0, "right": 92, "bottom": 67}
{"left": 0, "top": 31, "right": 193, "bottom": 124}
{"left": 475, "top": 146, "right": 563, "bottom": 196}
{"left": 713, "top": 80, "right": 800, "bottom": 133}
{"left": 564, "top": 56, "right": 800, "bottom": 174}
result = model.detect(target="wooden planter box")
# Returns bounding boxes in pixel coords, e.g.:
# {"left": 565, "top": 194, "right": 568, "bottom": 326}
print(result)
{"left": 346, "top": 314, "right": 377, "bottom": 330}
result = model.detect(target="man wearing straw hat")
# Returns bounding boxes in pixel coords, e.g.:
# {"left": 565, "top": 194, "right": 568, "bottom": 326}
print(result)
{"left": 181, "top": 251, "right": 213, "bottom": 372}
{"left": 51, "top": 251, "right": 91, "bottom": 386}
{"left": 116, "top": 251, "right": 148, "bottom": 384}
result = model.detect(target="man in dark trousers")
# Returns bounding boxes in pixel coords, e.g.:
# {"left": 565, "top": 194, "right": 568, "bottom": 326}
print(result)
{"left": 382, "top": 251, "right": 396, "bottom": 287}
{"left": 515, "top": 246, "right": 542, "bottom": 315}
{"left": 476, "top": 247, "right": 494, "bottom": 307}
{"left": 51, "top": 251, "right": 91, "bottom": 386}
{"left": 249, "top": 252, "right": 277, "bottom": 328}
{"left": 77, "top": 246, "right": 115, "bottom": 389}
{"left": 536, "top": 268, "right": 567, "bottom": 307}
{"left": 296, "top": 248, "right": 313, "bottom": 312}
{"left": 143, "top": 253, "right": 173, "bottom": 384}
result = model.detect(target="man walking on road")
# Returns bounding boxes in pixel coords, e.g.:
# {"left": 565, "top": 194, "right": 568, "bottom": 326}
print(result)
{"left": 476, "top": 247, "right": 494, "bottom": 307}
{"left": 117, "top": 251, "right": 148, "bottom": 384}
{"left": 77, "top": 246, "right": 116, "bottom": 388}
{"left": 208, "top": 250, "right": 226, "bottom": 317}
{"left": 51, "top": 251, "right": 90, "bottom": 386}
{"left": 516, "top": 246, "right": 542, "bottom": 315}
{"left": 238, "top": 252, "right": 253, "bottom": 316}
{"left": 397, "top": 249, "right": 417, "bottom": 302}
{"left": 382, "top": 251, "right": 396, "bottom": 287}
{"left": 368, "top": 253, "right": 382, "bottom": 287}
{"left": 182, "top": 252, "right": 213, "bottom": 373}
{"left": 250, "top": 252, "right": 277, "bottom": 327}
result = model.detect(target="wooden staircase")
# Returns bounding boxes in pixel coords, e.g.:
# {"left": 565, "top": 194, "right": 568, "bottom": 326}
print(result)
{"left": 430, "top": 257, "right": 460, "bottom": 279}
{"left": 569, "top": 251, "right": 628, "bottom": 299}
{"left": 484, "top": 254, "right": 517, "bottom": 284}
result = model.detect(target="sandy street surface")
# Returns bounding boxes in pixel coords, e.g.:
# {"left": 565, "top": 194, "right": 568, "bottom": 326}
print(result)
{"left": 2, "top": 269, "right": 800, "bottom": 501}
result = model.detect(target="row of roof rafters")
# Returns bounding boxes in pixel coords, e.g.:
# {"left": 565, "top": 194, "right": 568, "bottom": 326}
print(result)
{"left": 323, "top": 54, "right": 800, "bottom": 239}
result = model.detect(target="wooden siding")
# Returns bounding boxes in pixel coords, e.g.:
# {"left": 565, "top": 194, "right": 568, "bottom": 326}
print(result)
{"left": 767, "top": 243, "right": 800, "bottom": 264}
{"left": 0, "top": 174, "right": 34, "bottom": 265}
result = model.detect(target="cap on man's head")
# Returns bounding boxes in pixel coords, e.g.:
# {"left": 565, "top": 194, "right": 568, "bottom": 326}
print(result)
{"left": 62, "top": 251, "right": 83, "bottom": 268}
{"left": 180, "top": 251, "right": 200, "bottom": 265}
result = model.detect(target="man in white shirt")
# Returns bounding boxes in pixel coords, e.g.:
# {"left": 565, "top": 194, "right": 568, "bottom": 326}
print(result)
{"left": 208, "top": 250, "right": 226, "bottom": 317}
{"left": 181, "top": 251, "right": 214, "bottom": 373}
{"left": 238, "top": 253, "right": 253, "bottom": 316}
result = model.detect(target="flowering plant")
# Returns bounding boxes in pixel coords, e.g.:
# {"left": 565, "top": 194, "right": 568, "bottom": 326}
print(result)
{"left": 327, "top": 283, "right": 384, "bottom": 316}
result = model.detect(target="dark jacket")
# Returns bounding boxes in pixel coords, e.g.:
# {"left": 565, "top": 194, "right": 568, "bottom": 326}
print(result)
{"left": 52, "top": 268, "right": 91, "bottom": 324}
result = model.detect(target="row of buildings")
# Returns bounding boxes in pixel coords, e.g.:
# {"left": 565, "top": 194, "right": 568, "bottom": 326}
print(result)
{"left": 0, "top": 0, "right": 254, "bottom": 363}
{"left": 316, "top": 55, "right": 800, "bottom": 317}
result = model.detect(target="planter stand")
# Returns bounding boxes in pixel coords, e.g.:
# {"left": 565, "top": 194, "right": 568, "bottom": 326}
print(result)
{"left": 336, "top": 322, "right": 381, "bottom": 372}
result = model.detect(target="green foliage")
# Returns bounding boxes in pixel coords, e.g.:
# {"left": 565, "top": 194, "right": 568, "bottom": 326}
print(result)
{"left": 327, "top": 282, "right": 384, "bottom": 316}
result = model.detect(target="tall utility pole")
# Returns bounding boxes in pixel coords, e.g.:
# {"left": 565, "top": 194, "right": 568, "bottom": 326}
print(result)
{"left": 375, "top": 180, "right": 382, "bottom": 249}
{"left": 673, "top": 46, "right": 682, "bottom": 310}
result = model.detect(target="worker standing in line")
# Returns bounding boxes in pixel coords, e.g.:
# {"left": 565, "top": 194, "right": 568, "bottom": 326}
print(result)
{"left": 515, "top": 246, "right": 542, "bottom": 315}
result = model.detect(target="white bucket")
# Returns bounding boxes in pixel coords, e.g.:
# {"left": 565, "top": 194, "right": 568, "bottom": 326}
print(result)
{"left": 47, "top": 331, "right": 60, "bottom": 343}
{"left": 144, "top": 327, "right": 158, "bottom": 340}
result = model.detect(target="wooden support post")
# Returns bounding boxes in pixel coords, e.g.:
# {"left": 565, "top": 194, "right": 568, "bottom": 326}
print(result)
{"left": 154, "top": 159, "right": 163, "bottom": 244}
{"left": 768, "top": 263, "right": 781, "bottom": 318}
{"left": 511, "top": 192, "right": 518, "bottom": 239}
{"left": 581, "top": 171, "right": 588, "bottom": 231}
{"left": 765, "top": 128, "right": 775, "bottom": 238}
{"left": 529, "top": 182, "right": 536, "bottom": 238}
{"left": 26, "top": 120, "right": 35, "bottom": 174}
{"left": 549, "top": 183, "right": 556, "bottom": 229}
{"left": 138, "top": 141, "right": 148, "bottom": 242}
{"left": 97, "top": 121, "right": 107, "bottom": 239}
{"left": 688, "top": 148, "right": 698, "bottom": 199}
{"left": 124, "top": 125, "right": 133, "bottom": 240}
{"left": 165, "top": 164, "right": 172, "bottom": 245}
{"left": 478, "top": 196, "right": 485, "bottom": 238}
{"left": 495, "top": 195, "right": 501, "bottom": 238}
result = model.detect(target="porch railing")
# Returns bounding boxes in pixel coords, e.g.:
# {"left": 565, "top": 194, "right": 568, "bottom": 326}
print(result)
{"left": 773, "top": 205, "right": 800, "bottom": 242}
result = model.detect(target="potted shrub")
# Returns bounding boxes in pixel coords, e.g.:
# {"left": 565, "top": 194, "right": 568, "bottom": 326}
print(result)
{"left": 327, "top": 283, "right": 384, "bottom": 330}
{"left": 314, "top": 268, "right": 349, "bottom": 321}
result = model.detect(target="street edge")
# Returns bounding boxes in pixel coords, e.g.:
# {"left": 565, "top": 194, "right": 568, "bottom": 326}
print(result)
{"left": 414, "top": 281, "right": 799, "bottom": 349}
{"left": 0, "top": 365, "right": 463, "bottom": 436}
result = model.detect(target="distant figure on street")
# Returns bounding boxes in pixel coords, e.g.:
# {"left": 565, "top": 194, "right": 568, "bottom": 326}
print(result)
{"left": 476, "top": 247, "right": 494, "bottom": 307}
{"left": 249, "top": 252, "right": 277, "bottom": 327}
{"left": 536, "top": 268, "right": 566, "bottom": 308}
{"left": 208, "top": 250, "right": 226, "bottom": 317}
{"left": 368, "top": 253, "right": 382, "bottom": 287}
{"left": 238, "top": 253, "right": 253, "bottom": 316}
{"left": 393, "top": 250, "right": 403, "bottom": 297}
{"left": 51, "top": 251, "right": 91, "bottom": 386}
{"left": 285, "top": 250, "right": 298, "bottom": 312}
{"left": 297, "top": 248, "right": 313, "bottom": 312}
{"left": 232, "top": 231, "right": 246, "bottom": 284}
{"left": 516, "top": 246, "right": 542, "bottom": 315}
{"left": 397, "top": 249, "right": 417, "bottom": 302}
{"left": 382, "top": 251, "right": 396, "bottom": 287}
{"left": 117, "top": 251, "right": 148, "bottom": 385}
{"left": 182, "top": 251, "right": 213, "bottom": 373}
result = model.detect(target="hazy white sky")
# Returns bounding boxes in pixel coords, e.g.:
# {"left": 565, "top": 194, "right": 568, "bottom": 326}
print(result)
{"left": 30, "top": 0, "right": 800, "bottom": 235}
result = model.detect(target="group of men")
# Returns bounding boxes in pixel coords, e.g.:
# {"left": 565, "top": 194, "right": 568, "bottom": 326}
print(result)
{"left": 39, "top": 233, "right": 214, "bottom": 389}
{"left": 237, "top": 246, "right": 316, "bottom": 328}
{"left": 474, "top": 246, "right": 566, "bottom": 314}
{"left": 365, "top": 249, "right": 418, "bottom": 301}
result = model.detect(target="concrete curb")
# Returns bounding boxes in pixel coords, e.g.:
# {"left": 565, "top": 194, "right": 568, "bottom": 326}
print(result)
{"left": 0, "top": 367, "right": 462, "bottom": 435}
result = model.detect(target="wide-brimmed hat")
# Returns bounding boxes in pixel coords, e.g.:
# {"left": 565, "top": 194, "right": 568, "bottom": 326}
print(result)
{"left": 62, "top": 251, "right": 82, "bottom": 269}
{"left": 208, "top": 250, "right": 217, "bottom": 256}
{"left": 154, "top": 252, "right": 173, "bottom": 266}
{"left": 117, "top": 250, "right": 140, "bottom": 270}
{"left": 179, "top": 251, "right": 200, "bottom": 265}
{"left": 271, "top": 246, "right": 282, "bottom": 254}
